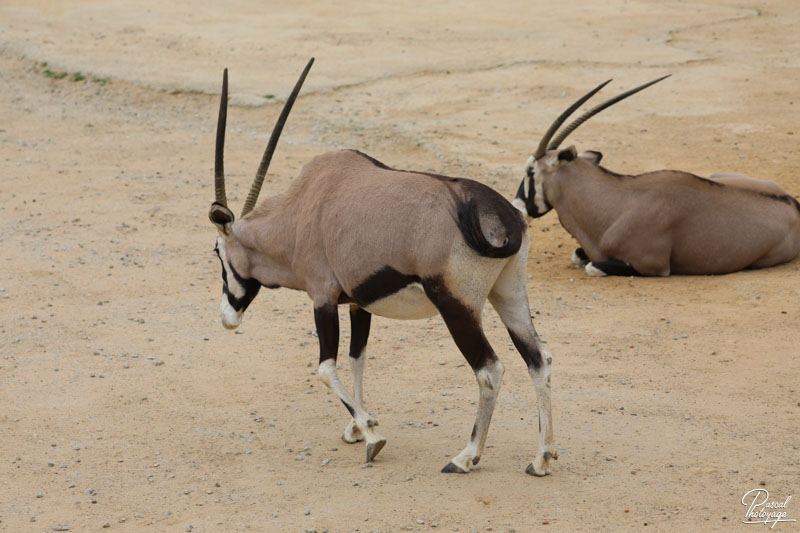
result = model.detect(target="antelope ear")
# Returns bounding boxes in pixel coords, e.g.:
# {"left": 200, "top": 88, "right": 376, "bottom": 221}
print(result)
{"left": 579, "top": 150, "right": 603, "bottom": 164}
{"left": 209, "top": 202, "right": 234, "bottom": 236}
{"left": 556, "top": 145, "right": 578, "bottom": 165}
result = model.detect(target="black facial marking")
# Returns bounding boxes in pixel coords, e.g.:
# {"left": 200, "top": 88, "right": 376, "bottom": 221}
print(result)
{"left": 590, "top": 259, "right": 640, "bottom": 276}
{"left": 422, "top": 276, "right": 496, "bottom": 370}
{"left": 514, "top": 177, "right": 527, "bottom": 203}
{"left": 314, "top": 304, "right": 340, "bottom": 364}
{"left": 216, "top": 252, "right": 261, "bottom": 312}
{"left": 515, "top": 165, "right": 550, "bottom": 218}
{"left": 352, "top": 266, "right": 421, "bottom": 306}
{"left": 508, "top": 329, "right": 543, "bottom": 370}
{"left": 348, "top": 306, "right": 372, "bottom": 359}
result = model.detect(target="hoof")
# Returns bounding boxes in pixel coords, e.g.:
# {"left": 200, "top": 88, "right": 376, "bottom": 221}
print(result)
{"left": 525, "top": 463, "right": 548, "bottom": 477}
{"left": 441, "top": 462, "right": 469, "bottom": 474}
{"left": 585, "top": 263, "right": 607, "bottom": 277}
{"left": 365, "top": 438, "right": 386, "bottom": 463}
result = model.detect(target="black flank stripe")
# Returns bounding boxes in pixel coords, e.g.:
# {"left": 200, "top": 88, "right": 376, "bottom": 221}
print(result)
{"left": 352, "top": 266, "right": 421, "bottom": 307}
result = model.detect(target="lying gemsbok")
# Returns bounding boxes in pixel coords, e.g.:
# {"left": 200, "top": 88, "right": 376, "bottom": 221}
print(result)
{"left": 513, "top": 77, "right": 800, "bottom": 276}
{"left": 209, "top": 59, "right": 555, "bottom": 476}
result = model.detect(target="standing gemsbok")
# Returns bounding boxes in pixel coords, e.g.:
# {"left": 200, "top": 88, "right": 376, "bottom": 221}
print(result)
{"left": 513, "top": 76, "right": 800, "bottom": 276}
{"left": 209, "top": 59, "right": 556, "bottom": 476}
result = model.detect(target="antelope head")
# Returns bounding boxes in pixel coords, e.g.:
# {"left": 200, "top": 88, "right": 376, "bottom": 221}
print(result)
{"left": 209, "top": 59, "right": 314, "bottom": 329}
{"left": 513, "top": 75, "right": 670, "bottom": 218}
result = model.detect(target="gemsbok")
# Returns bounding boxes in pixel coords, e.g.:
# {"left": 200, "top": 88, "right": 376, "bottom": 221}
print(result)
{"left": 209, "top": 59, "right": 556, "bottom": 476}
{"left": 513, "top": 77, "right": 800, "bottom": 276}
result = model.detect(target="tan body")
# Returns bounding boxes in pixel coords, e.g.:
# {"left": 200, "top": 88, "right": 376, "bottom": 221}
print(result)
{"left": 515, "top": 76, "right": 800, "bottom": 276}
{"left": 235, "top": 150, "right": 476, "bottom": 308}
{"left": 533, "top": 151, "right": 800, "bottom": 276}
{"left": 215, "top": 144, "right": 555, "bottom": 475}
{"left": 211, "top": 63, "right": 556, "bottom": 475}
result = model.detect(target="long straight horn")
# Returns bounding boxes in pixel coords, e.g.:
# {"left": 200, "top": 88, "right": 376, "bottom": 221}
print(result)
{"left": 214, "top": 68, "right": 229, "bottom": 206}
{"left": 547, "top": 74, "right": 671, "bottom": 151}
{"left": 241, "top": 57, "right": 315, "bottom": 217}
{"left": 533, "top": 79, "right": 611, "bottom": 159}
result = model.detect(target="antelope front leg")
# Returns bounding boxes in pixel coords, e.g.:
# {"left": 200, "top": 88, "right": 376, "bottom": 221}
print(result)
{"left": 315, "top": 304, "right": 386, "bottom": 463}
{"left": 341, "top": 305, "right": 373, "bottom": 444}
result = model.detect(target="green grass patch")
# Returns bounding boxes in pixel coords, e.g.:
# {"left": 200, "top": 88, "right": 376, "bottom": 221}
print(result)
{"left": 44, "top": 69, "right": 68, "bottom": 80}
{"left": 42, "top": 66, "right": 108, "bottom": 86}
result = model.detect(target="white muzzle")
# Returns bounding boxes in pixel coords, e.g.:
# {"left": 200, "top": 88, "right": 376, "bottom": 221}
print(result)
{"left": 220, "top": 296, "right": 243, "bottom": 329}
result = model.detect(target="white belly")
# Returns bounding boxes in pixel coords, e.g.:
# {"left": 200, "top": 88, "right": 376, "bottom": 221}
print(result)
{"left": 363, "top": 282, "right": 438, "bottom": 320}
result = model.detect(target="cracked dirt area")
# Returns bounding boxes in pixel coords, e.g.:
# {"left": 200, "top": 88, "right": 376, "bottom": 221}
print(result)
{"left": 1, "top": 1, "right": 799, "bottom": 531}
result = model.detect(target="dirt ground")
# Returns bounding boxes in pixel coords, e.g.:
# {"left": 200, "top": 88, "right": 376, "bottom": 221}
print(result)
{"left": 1, "top": 1, "right": 799, "bottom": 531}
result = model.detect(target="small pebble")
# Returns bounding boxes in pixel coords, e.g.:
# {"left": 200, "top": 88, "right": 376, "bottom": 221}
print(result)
{"left": 304, "top": 509, "right": 311, "bottom": 515}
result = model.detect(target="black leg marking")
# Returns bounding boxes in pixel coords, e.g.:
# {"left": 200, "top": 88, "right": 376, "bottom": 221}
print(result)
{"left": 349, "top": 306, "right": 372, "bottom": 358}
{"left": 340, "top": 399, "right": 355, "bottom": 417}
{"left": 508, "top": 330, "right": 543, "bottom": 370}
{"left": 215, "top": 252, "right": 262, "bottom": 312}
{"left": 422, "top": 276, "right": 494, "bottom": 370}
{"left": 314, "top": 304, "right": 340, "bottom": 364}
{"left": 574, "top": 248, "right": 588, "bottom": 262}
{"left": 590, "top": 259, "right": 640, "bottom": 276}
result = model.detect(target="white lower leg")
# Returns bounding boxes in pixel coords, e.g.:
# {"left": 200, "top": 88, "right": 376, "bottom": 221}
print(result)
{"left": 527, "top": 345, "right": 555, "bottom": 476}
{"left": 446, "top": 360, "right": 504, "bottom": 473}
{"left": 572, "top": 249, "right": 588, "bottom": 267}
{"left": 318, "top": 359, "right": 384, "bottom": 450}
{"left": 342, "top": 354, "right": 367, "bottom": 443}
{"left": 585, "top": 263, "right": 607, "bottom": 277}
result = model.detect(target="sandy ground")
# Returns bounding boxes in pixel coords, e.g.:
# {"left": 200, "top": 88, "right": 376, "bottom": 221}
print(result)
{"left": 1, "top": 1, "right": 799, "bottom": 531}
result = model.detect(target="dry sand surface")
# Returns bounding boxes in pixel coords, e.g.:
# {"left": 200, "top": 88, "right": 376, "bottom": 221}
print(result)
{"left": 1, "top": 1, "right": 799, "bottom": 531}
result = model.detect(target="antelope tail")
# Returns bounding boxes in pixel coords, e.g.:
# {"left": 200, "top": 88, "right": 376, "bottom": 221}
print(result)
{"left": 457, "top": 198, "right": 524, "bottom": 259}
